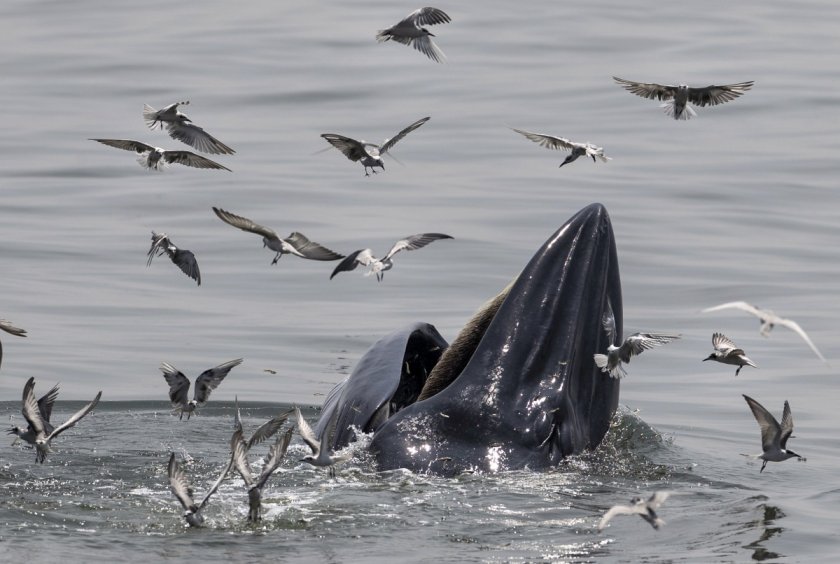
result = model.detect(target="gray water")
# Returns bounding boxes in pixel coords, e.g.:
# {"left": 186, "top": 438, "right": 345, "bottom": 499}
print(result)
{"left": 1, "top": 0, "right": 839, "bottom": 561}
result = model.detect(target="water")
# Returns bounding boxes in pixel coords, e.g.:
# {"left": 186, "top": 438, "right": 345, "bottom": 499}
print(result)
{"left": 1, "top": 0, "right": 839, "bottom": 561}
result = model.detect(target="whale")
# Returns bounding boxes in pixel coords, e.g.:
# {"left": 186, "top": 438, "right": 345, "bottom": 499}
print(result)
{"left": 313, "top": 203, "right": 622, "bottom": 475}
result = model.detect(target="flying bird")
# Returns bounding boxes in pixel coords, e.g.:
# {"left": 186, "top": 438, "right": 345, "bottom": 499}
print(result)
{"left": 143, "top": 101, "right": 235, "bottom": 155}
{"left": 90, "top": 139, "right": 231, "bottom": 171}
{"left": 701, "top": 301, "right": 827, "bottom": 364}
{"left": 233, "top": 397, "right": 294, "bottom": 451}
{"left": 612, "top": 77, "right": 754, "bottom": 120}
{"left": 146, "top": 231, "right": 201, "bottom": 286}
{"left": 212, "top": 207, "right": 344, "bottom": 265}
{"left": 594, "top": 307, "right": 680, "bottom": 378}
{"left": 167, "top": 452, "right": 231, "bottom": 527}
{"left": 9, "top": 382, "right": 58, "bottom": 447}
{"left": 230, "top": 425, "right": 295, "bottom": 522}
{"left": 598, "top": 492, "right": 671, "bottom": 531}
{"left": 295, "top": 406, "right": 350, "bottom": 478}
{"left": 0, "top": 319, "right": 27, "bottom": 371}
{"left": 161, "top": 359, "right": 243, "bottom": 420}
{"left": 511, "top": 128, "right": 611, "bottom": 168}
{"left": 742, "top": 395, "right": 805, "bottom": 472}
{"left": 330, "top": 233, "right": 453, "bottom": 282}
{"left": 321, "top": 117, "right": 430, "bottom": 176}
{"left": 702, "top": 333, "right": 757, "bottom": 376}
{"left": 376, "top": 8, "right": 451, "bottom": 63}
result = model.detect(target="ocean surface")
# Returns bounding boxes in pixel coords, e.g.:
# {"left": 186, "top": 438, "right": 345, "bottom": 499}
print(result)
{"left": 1, "top": 0, "right": 839, "bottom": 561}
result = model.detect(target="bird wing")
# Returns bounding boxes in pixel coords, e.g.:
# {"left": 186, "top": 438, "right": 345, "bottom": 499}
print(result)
{"left": 701, "top": 301, "right": 764, "bottom": 318}
{"left": 407, "top": 35, "right": 446, "bottom": 63}
{"left": 647, "top": 491, "right": 671, "bottom": 509}
{"left": 776, "top": 318, "right": 827, "bottom": 364}
{"left": 380, "top": 117, "right": 430, "bottom": 154}
{"left": 779, "top": 400, "right": 794, "bottom": 449}
{"left": 256, "top": 426, "right": 294, "bottom": 489}
{"left": 404, "top": 7, "right": 451, "bottom": 26}
{"left": 330, "top": 249, "right": 375, "bottom": 279}
{"left": 170, "top": 249, "right": 201, "bottom": 286}
{"left": 230, "top": 429, "right": 255, "bottom": 487}
{"left": 146, "top": 231, "right": 170, "bottom": 266}
{"left": 193, "top": 359, "right": 242, "bottom": 405}
{"left": 162, "top": 150, "right": 231, "bottom": 171}
{"left": 687, "top": 81, "right": 754, "bottom": 107}
{"left": 160, "top": 363, "right": 191, "bottom": 408}
{"left": 167, "top": 452, "right": 197, "bottom": 510}
{"left": 21, "top": 377, "right": 46, "bottom": 437}
{"left": 37, "top": 383, "right": 61, "bottom": 423}
{"left": 197, "top": 456, "right": 233, "bottom": 510}
{"left": 320, "top": 134, "right": 367, "bottom": 162}
{"left": 511, "top": 128, "right": 576, "bottom": 153}
{"left": 598, "top": 504, "right": 636, "bottom": 531}
{"left": 90, "top": 138, "right": 156, "bottom": 154}
{"left": 712, "top": 332, "right": 738, "bottom": 353}
{"left": 0, "top": 319, "right": 27, "bottom": 337}
{"left": 247, "top": 409, "right": 293, "bottom": 450}
{"left": 165, "top": 122, "right": 235, "bottom": 155}
{"left": 284, "top": 232, "right": 344, "bottom": 261}
{"left": 383, "top": 233, "right": 453, "bottom": 262}
{"left": 212, "top": 207, "right": 279, "bottom": 240}
{"left": 601, "top": 302, "right": 618, "bottom": 344}
{"left": 295, "top": 406, "right": 320, "bottom": 453}
{"left": 47, "top": 391, "right": 102, "bottom": 440}
{"left": 618, "top": 333, "right": 680, "bottom": 362}
{"left": 612, "top": 77, "right": 677, "bottom": 101}
{"left": 743, "top": 394, "right": 780, "bottom": 453}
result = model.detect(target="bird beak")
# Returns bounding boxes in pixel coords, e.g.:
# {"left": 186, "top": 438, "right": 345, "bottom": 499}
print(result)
{"left": 702, "top": 355, "right": 713, "bottom": 362}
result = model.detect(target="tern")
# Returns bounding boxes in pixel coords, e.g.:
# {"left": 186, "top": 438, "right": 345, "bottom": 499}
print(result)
{"left": 9, "top": 382, "right": 58, "bottom": 446}
{"left": 613, "top": 77, "right": 754, "bottom": 120}
{"left": 167, "top": 452, "right": 231, "bottom": 527}
{"left": 376, "top": 8, "right": 451, "bottom": 63}
{"left": 295, "top": 406, "right": 350, "bottom": 478}
{"left": 594, "top": 307, "right": 680, "bottom": 378}
{"left": 90, "top": 139, "right": 231, "bottom": 171}
{"left": 143, "top": 101, "right": 235, "bottom": 155}
{"left": 0, "top": 319, "right": 27, "bottom": 370}
{"left": 598, "top": 492, "right": 671, "bottom": 531}
{"left": 511, "top": 128, "right": 611, "bottom": 168}
{"left": 230, "top": 426, "right": 294, "bottom": 522}
{"left": 742, "top": 395, "right": 805, "bottom": 472}
{"left": 701, "top": 301, "right": 827, "bottom": 364}
{"left": 330, "top": 233, "right": 453, "bottom": 282}
{"left": 321, "top": 117, "right": 430, "bottom": 176}
{"left": 703, "top": 333, "right": 757, "bottom": 376}
{"left": 212, "top": 207, "right": 344, "bottom": 265}
{"left": 161, "top": 359, "right": 242, "bottom": 420}
{"left": 147, "top": 231, "right": 201, "bottom": 286}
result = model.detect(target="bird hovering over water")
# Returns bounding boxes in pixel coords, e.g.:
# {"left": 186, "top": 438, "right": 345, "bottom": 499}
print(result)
{"left": 9, "top": 382, "right": 58, "bottom": 447}
{"left": 143, "top": 101, "right": 235, "bottom": 155}
{"left": 321, "top": 117, "right": 430, "bottom": 176}
{"left": 703, "top": 333, "right": 757, "bottom": 376}
{"left": 147, "top": 231, "right": 201, "bottom": 286}
{"left": 330, "top": 233, "right": 453, "bottom": 282}
{"left": 167, "top": 452, "right": 231, "bottom": 527}
{"left": 612, "top": 77, "right": 754, "bottom": 120}
{"left": 161, "top": 359, "right": 242, "bottom": 420}
{"left": 511, "top": 128, "right": 611, "bottom": 168}
{"left": 594, "top": 307, "right": 680, "bottom": 378}
{"left": 0, "top": 319, "right": 27, "bottom": 370}
{"left": 90, "top": 138, "right": 231, "bottom": 171}
{"left": 701, "top": 301, "right": 827, "bottom": 364}
{"left": 376, "top": 8, "right": 451, "bottom": 63}
{"left": 295, "top": 406, "right": 350, "bottom": 478}
{"left": 742, "top": 395, "right": 805, "bottom": 472}
{"left": 598, "top": 492, "right": 671, "bottom": 531}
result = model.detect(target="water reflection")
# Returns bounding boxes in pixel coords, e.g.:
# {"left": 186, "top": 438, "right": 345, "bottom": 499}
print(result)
{"left": 744, "top": 503, "right": 785, "bottom": 561}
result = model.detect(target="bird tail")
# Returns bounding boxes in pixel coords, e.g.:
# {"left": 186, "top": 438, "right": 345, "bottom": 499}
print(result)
{"left": 375, "top": 30, "right": 391, "bottom": 42}
{"left": 660, "top": 100, "right": 696, "bottom": 120}
{"left": 596, "top": 154, "right": 612, "bottom": 163}
{"left": 143, "top": 104, "right": 161, "bottom": 129}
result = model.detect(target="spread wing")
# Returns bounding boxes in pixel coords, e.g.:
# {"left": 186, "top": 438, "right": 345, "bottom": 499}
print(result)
{"left": 647, "top": 491, "right": 671, "bottom": 509}
{"left": 193, "top": 358, "right": 242, "bottom": 405}
{"left": 21, "top": 377, "right": 46, "bottom": 437}
{"left": 330, "top": 249, "right": 375, "bottom": 279}
{"left": 230, "top": 429, "right": 254, "bottom": 487}
{"left": 598, "top": 504, "right": 637, "bottom": 531}
{"left": 90, "top": 138, "right": 156, "bottom": 154}
{"left": 743, "top": 394, "right": 780, "bottom": 453}
{"left": 0, "top": 319, "right": 27, "bottom": 337}
{"left": 601, "top": 302, "right": 617, "bottom": 344}
{"left": 511, "top": 128, "right": 576, "bottom": 153}
{"left": 320, "top": 134, "right": 367, "bottom": 162}
{"left": 776, "top": 318, "right": 827, "bottom": 364}
{"left": 47, "top": 391, "right": 101, "bottom": 440}
{"left": 147, "top": 231, "right": 171, "bottom": 266}
{"left": 712, "top": 332, "right": 738, "bottom": 354}
{"left": 165, "top": 122, "right": 235, "bottom": 155}
{"left": 383, "top": 233, "right": 453, "bottom": 262}
{"left": 295, "top": 406, "right": 320, "bottom": 453}
{"left": 256, "top": 426, "right": 294, "bottom": 489}
{"left": 170, "top": 248, "right": 201, "bottom": 286}
{"left": 687, "top": 81, "right": 753, "bottom": 107}
{"left": 779, "top": 400, "right": 794, "bottom": 449}
{"left": 403, "top": 7, "right": 451, "bottom": 27}
{"left": 197, "top": 456, "right": 233, "bottom": 510}
{"left": 247, "top": 409, "right": 294, "bottom": 450}
{"left": 161, "top": 150, "right": 231, "bottom": 171}
{"left": 212, "top": 207, "right": 279, "bottom": 241}
{"left": 618, "top": 333, "right": 680, "bottom": 363}
{"left": 37, "top": 383, "right": 60, "bottom": 423}
{"left": 613, "top": 77, "right": 677, "bottom": 101}
{"left": 701, "top": 301, "right": 763, "bottom": 319}
{"left": 167, "top": 452, "right": 197, "bottom": 510}
{"left": 380, "top": 117, "right": 430, "bottom": 154}
{"left": 160, "top": 363, "right": 191, "bottom": 408}
{"left": 284, "top": 232, "right": 344, "bottom": 261}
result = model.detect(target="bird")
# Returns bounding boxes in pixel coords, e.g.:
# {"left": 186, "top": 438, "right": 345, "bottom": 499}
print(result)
{"left": 18, "top": 377, "right": 101, "bottom": 463}
{"left": 742, "top": 395, "right": 805, "bottom": 472}
{"left": 511, "top": 128, "right": 611, "bottom": 168}
{"left": 701, "top": 301, "right": 827, "bottom": 364}
{"left": 160, "top": 359, "right": 242, "bottom": 420}
{"left": 89, "top": 139, "right": 231, "bottom": 171}
{"left": 330, "top": 233, "right": 453, "bottom": 282}
{"left": 376, "top": 8, "right": 451, "bottom": 63}
{"left": 167, "top": 452, "right": 231, "bottom": 527}
{"left": 232, "top": 397, "right": 294, "bottom": 451}
{"left": 321, "top": 117, "right": 430, "bottom": 176}
{"left": 598, "top": 492, "right": 671, "bottom": 531}
{"left": 593, "top": 307, "right": 680, "bottom": 378}
{"left": 146, "top": 231, "right": 201, "bottom": 286}
{"left": 230, "top": 425, "right": 295, "bottom": 522}
{"left": 143, "top": 101, "right": 235, "bottom": 155}
{"left": 0, "top": 319, "right": 27, "bottom": 371}
{"left": 295, "top": 406, "right": 350, "bottom": 478}
{"left": 612, "top": 77, "right": 754, "bottom": 120}
{"left": 9, "top": 382, "right": 59, "bottom": 447}
{"left": 703, "top": 333, "right": 757, "bottom": 376}
{"left": 212, "top": 207, "right": 344, "bottom": 265}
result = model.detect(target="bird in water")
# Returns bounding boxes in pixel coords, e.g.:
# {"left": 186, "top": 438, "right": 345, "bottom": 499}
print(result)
{"left": 0, "top": 319, "right": 27, "bottom": 371}
{"left": 330, "top": 233, "right": 453, "bottom": 282}
{"left": 701, "top": 301, "right": 827, "bottom": 364}
{"left": 147, "top": 231, "right": 201, "bottom": 286}
{"left": 742, "top": 395, "right": 805, "bottom": 472}
{"left": 612, "top": 77, "right": 754, "bottom": 120}
{"left": 321, "top": 117, "right": 430, "bottom": 176}
{"left": 161, "top": 359, "right": 242, "bottom": 420}
{"left": 295, "top": 406, "right": 350, "bottom": 478}
{"left": 90, "top": 138, "right": 231, "bottom": 171}
{"left": 9, "top": 382, "right": 58, "bottom": 447}
{"left": 376, "top": 8, "right": 451, "bottom": 63}
{"left": 598, "top": 492, "right": 671, "bottom": 531}
{"left": 143, "top": 101, "right": 235, "bottom": 155}
{"left": 230, "top": 425, "right": 295, "bottom": 522}
{"left": 167, "top": 452, "right": 231, "bottom": 527}
{"left": 703, "top": 333, "right": 757, "bottom": 376}
{"left": 511, "top": 128, "right": 611, "bottom": 168}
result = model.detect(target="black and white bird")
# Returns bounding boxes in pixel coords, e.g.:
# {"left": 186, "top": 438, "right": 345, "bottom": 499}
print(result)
{"left": 295, "top": 406, "right": 350, "bottom": 478}
{"left": 18, "top": 377, "right": 101, "bottom": 463}
{"left": 613, "top": 77, "right": 754, "bottom": 120}
{"left": 321, "top": 117, "right": 430, "bottom": 176}
{"left": 147, "top": 231, "right": 201, "bottom": 286}
{"left": 230, "top": 425, "right": 295, "bottom": 522}
{"left": 0, "top": 319, "right": 27, "bottom": 370}
{"left": 742, "top": 395, "right": 805, "bottom": 472}
{"left": 9, "top": 382, "right": 58, "bottom": 447}
{"left": 702, "top": 301, "right": 827, "bottom": 364}
{"left": 702, "top": 333, "right": 757, "bottom": 376}
{"left": 143, "top": 101, "right": 235, "bottom": 155}
{"left": 511, "top": 128, "right": 611, "bottom": 168}
{"left": 376, "top": 8, "right": 451, "bottom": 63}
{"left": 167, "top": 452, "right": 231, "bottom": 527}
{"left": 593, "top": 307, "right": 680, "bottom": 378}
{"left": 330, "top": 233, "right": 453, "bottom": 282}
{"left": 598, "top": 492, "right": 671, "bottom": 531}
{"left": 160, "top": 359, "right": 242, "bottom": 420}
{"left": 90, "top": 139, "right": 231, "bottom": 171}
{"left": 212, "top": 207, "right": 344, "bottom": 265}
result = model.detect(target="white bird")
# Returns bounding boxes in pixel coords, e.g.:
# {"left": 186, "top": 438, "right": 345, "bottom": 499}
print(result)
{"left": 613, "top": 77, "right": 754, "bottom": 120}
{"left": 511, "top": 128, "right": 611, "bottom": 168}
{"left": 742, "top": 395, "right": 805, "bottom": 472}
{"left": 593, "top": 310, "right": 680, "bottom": 379}
{"left": 295, "top": 406, "right": 350, "bottom": 478}
{"left": 701, "top": 301, "right": 827, "bottom": 364}
{"left": 147, "top": 231, "right": 201, "bottom": 286}
{"left": 143, "top": 101, "right": 235, "bottom": 155}
{"left": 230, "top": 425, "right": 295, "bottom": 522}
{"left": 703, "top": 333, "right": 757, "bottom": 376}
{"left": 19, "top": 377, "right": 101, "bottom": 463}
{"left": 330, "top": 233, "right": 453, "bottom": 282}
{"left": 9, "top": 382, "right": 58, "bottom": 446}
{"left": 167, "top": 452, "right": 231, "bottom": 527}
{"left": 598, "top": 492, "right": 671, "bottom": 531}
{"left": 321, "top": 117, "right": 430, "bottom": 176}
{"left": 376, "top": 8, "right": 451, "bottom": 63}
{"left": 212, "top": 207, "right": 344, "bottom": 265}
{"left": 90, "top": 138, "right": 231, "bottom": 171}
{"left": 160, "top": 359, "right": 242, "bottom": 420}
{"left": 0, "top": 319, "right": 27, "bottom": 371}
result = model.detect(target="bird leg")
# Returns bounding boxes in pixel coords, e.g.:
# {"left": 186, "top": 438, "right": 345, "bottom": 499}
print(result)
{"left": 271, "top": 253, "right": 282, "bottom": 265}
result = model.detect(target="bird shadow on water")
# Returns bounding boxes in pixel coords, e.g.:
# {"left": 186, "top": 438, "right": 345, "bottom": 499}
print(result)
{"left": 743, "top": 503, "right": 785, "bottom": 561}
